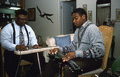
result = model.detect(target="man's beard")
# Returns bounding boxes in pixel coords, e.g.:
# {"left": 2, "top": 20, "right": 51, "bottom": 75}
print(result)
{"left": 76, "top": 25, "right": 82, "bottom": 28}
{"left": 75, "top": 21, "right": 82, "bottom": 28}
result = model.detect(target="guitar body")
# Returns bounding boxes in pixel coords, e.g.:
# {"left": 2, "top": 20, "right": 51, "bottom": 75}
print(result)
{"left": 49, "top": 52, "right": 81, "bottom": 75}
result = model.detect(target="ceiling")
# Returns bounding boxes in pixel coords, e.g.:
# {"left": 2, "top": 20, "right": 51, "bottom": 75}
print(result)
{"left": 0, "top": 0, "right": 111, "bottom": 6}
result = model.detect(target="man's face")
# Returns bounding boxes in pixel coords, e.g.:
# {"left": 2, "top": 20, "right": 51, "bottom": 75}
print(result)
{"left": 72, "top": 13, "right": 84, "bottom": 28}
{"left": 15, "top": 14, "right": 27, "bottom": 26}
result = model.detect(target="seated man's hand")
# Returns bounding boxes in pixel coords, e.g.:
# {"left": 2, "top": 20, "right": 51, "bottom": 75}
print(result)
{"left": 16, "top": 44, "right": 28, "bottom": 51}
{"left": 49, "top": 48, "right": 59, "bottom": 55}
{"left": 62, "top": 52, "right": 76, "bottom": 62}
{"left": 33, "top": 44, "right": 41, "bottom": 49}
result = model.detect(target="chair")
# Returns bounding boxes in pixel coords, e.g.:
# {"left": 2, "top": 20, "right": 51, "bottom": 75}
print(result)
{"left": 1, "top": 45, "right": 8, "bottom": 77}
{"left": 78, "top": 25, "right": 113, "bottom": 77}
{"left": 0, "top": 28, "right": 33, "bottom": 77}
{"left": 1, "top": 46, "right": 33, "bottom": 77}
{"left": 0, "top": 41, "right": 33, "bottom": 77}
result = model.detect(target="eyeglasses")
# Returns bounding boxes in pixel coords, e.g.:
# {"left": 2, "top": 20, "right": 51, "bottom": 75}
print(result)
{"left": 17, "top": 17, "right": 28, "bottom": 21}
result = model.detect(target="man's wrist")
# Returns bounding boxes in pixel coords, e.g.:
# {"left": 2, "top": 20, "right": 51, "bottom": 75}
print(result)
{"left": 59, "top": 47, "right": 63, "bottom": 52}
{"left": 15, "top": 45, "right": 19, "bottom": 50}
{"left": 75, "top": 50, "right": 83, "bottom": 58}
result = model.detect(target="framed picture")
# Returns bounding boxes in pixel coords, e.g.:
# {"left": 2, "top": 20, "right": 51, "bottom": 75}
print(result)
{"left": 88, "top": 10, "right": 92, "bottom": 22}
{"left": 28, "top": 8, "right": 36, "bottom": 21}
{"left": 83, "top": 4, "right": 87, "bottom": 13}
{"left": 116, "top": 8, "right": 120, "bottom": 21}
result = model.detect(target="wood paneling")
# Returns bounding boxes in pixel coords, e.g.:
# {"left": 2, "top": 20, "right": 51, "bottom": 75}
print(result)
{"left": 20, "top": 0, "right": 25, "bottom": 9}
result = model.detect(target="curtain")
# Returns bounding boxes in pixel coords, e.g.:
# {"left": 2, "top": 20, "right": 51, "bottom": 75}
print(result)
{"left": 97, "top": 7, "right": 110, "bottom": 26}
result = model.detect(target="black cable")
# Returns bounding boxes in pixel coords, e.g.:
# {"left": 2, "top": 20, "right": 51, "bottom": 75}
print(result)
{"left": 15, "top": 51, "right": 22, "bottom": 77}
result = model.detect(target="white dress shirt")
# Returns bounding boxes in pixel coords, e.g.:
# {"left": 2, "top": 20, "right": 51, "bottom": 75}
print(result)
{"left": 1, "top": 21, "right": 38, "bottom": 51}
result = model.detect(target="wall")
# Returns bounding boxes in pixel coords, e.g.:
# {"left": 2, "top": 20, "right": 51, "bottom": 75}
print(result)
{"left": 76, "top": 0, "right": 97, "bottom": 24}
{"left": 25, "top": 0, "right": 69, "bottom": 42}
{"left": 25, "top": 0, "right": 96, "bottom": 42}
{"left": 25, "top": 0, "right": 120, "bottom": 58}
{"left": 77, "top": 0, "right": 120, "bottom": 58}
{"left": 111, "top": 0, "right": 120, "bottom": 58}
{"left": 111, "top": 0, "right": 120, "bottom": 20}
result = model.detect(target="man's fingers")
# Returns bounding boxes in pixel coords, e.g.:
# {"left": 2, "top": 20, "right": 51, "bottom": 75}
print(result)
{"left": 20, "top": 45, "right": 27, "bottom": 51}
{"left": 49, "top": 50, "right": 52, "bottom": 53}
{"left": 62, "top": 56, "right": 69, "bottom": 62}
{"left": 49, "top": 50, "right": 54, "bottom": 54}
{"left": 33, "top": 45, "right": 39, "bottom": 49}
{"left": 52, "top": 52, "right": 54, "bottom": 55}
{"left": 63, "top": 58, "right": 70, "bottom": 62}
{"left": 67, "top": 57, "right": 70, "bottom": 59}
{"left": 55, "top": 51, "right": 58, "bottom": 54}
{"left": 49, "top": 48, "right": 59, "bottom": 55}
{"left": 39, "top": 46, "right": 42, "bottom": 49}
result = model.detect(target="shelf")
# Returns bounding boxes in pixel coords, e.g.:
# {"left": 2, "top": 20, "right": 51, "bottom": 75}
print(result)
{"left": 0, "top": 3, "right": 21, "bottom": 9}
{"left": 0, "top": 12, "right": 14, "bottom": 28}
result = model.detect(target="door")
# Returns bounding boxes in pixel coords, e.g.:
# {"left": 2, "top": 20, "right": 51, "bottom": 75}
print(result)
{"left": 60, "top": 1, "right": 76, "bottom": 34}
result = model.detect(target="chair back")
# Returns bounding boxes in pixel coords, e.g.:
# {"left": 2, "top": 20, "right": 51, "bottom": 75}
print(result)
{"left": 1, "top": 31, "right": 7, "bottom": 77}
{"left": 99, "top": 25, "right": 113, "bottom": 70}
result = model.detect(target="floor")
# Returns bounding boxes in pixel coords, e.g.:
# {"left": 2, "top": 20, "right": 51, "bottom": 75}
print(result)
{"left": 0, "top": 58, "right": 116, "bottom": 77}
{"left": 18, "top": 58, "right": 116, "bottom": 77}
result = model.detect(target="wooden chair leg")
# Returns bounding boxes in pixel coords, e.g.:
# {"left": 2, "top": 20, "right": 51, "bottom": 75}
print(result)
{"left": 21, "top": 66, "right": 26, "bottom": 77}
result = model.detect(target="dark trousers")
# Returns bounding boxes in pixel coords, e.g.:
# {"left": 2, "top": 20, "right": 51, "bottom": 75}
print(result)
{"left": 4, "top": 50, "right": 45, "bottom": 77}
{"left": 42, "top": 58, "right": 102, "bottom": 77}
